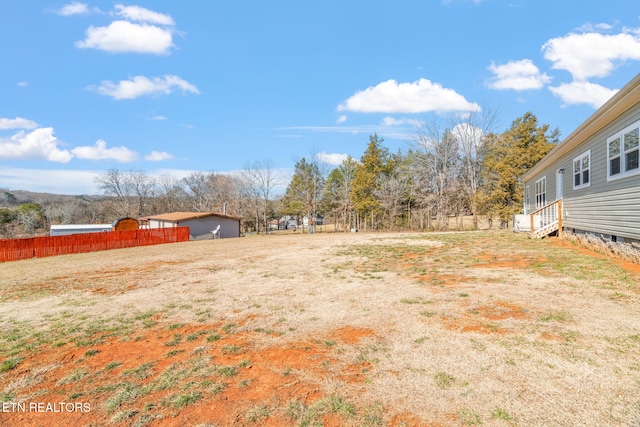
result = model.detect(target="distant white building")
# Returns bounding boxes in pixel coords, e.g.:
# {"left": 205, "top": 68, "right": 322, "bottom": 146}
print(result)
{"left": 50, "top": 224, "right": 112, "bottom": 237}
{"left": 142, "top": 212, "right": 241, "bottom": 239}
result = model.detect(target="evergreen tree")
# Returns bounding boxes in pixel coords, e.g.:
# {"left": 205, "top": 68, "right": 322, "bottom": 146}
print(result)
{"left": 477, "top": 112, "right": 557, "bottom": 226}
{"left": 280, "top": 158, "right": 325, "bottom": 232}
{"left": 351, "top": 134, "right": 392, "bottom": 230}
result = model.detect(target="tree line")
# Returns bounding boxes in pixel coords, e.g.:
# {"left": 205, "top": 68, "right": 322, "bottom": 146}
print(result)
{"left": 0, "top": 111, "right": 557, "bottom": 238}
{"left": 282, "top": 110, "right": 557, "bottom": 232}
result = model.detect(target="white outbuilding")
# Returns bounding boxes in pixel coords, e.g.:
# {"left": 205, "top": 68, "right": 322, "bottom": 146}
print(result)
{"left": 142, "top": 212, "right": 241, "bottom": 240}
{"left": 50, "top": 224, "right": 112, "bottom": 236}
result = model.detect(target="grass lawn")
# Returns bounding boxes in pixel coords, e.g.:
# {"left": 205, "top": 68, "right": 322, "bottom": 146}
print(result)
{"left": 1, "top": 230, "right": 639, "bottom": 426}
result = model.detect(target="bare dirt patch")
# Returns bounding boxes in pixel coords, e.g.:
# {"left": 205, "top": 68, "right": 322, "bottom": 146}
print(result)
{"left": 471, "top": 251, "right": 546, "bottom": 269}
{"left": 1, "top": 319, "right": 381, "bottom": 427}
{"left": 550, "top": 236, "right": 640, "bottom": 275}
{"left": 2, "top": 231, "right": 640, "bottom": 426}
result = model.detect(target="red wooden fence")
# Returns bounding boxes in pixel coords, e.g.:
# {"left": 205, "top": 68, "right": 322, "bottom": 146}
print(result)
{"left": 0, "top": 227, "right": 191, "bottom": 263}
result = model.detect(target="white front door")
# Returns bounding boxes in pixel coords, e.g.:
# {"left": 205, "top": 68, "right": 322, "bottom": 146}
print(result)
{"left": 556, "top": 169, "right": 564, "bottom": 200}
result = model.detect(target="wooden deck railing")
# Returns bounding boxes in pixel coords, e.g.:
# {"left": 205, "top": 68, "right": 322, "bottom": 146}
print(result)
{"left": 529, "top": 199, "right": 563, "bottom": 239}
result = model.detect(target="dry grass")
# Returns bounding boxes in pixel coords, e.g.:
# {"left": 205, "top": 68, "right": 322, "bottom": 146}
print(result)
{"left": 1, "top": 230, "right": 640, "bottom": 426}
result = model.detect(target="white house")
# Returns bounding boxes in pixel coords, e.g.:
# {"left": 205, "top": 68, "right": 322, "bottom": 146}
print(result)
{"left": 143, "top": 212, "right": 241, "bottom": 240}
{"left": 522, "top": 73, "right": 640, "bottom": 250}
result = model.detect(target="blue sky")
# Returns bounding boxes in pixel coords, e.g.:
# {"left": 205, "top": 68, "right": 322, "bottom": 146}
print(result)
{"left": 1, "top": 1, "right": 639, "bottom": 195}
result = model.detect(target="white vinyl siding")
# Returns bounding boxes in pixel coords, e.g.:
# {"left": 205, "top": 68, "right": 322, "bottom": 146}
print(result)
{"left": 608, "top": 119, "right": 640, "bottom": 181}
{"left": 522, "top": 78, "right": 640, "bottom": 241}
{"left": 572, "top": 150, "right": 591, "bottom": 190}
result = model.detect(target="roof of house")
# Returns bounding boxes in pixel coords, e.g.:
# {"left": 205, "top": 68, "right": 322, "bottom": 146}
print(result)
{"left": 522, "top": 73, "right": 640, "bottom": 182}
{"left": 142, "top": 212, "right": 241, "bottom": 222}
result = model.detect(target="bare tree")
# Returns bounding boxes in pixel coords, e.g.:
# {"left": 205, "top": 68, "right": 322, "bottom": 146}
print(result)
{"left": 415, "top": 122, "right": 460, "bottom": 230}
{"left": 43, "top": 200, "right": 86, "bottom": 225}
{"left": 94, "top": 169, "right": 136, "bottom": 217}
{"left": 242, "top": 160, "right": 282, "bottom": 233}
{"left": 323, "top": 156, "right": 357, "bottom": 231}
{"left": 373, "top": 172, "right": 411, "bottom": 229}
{"left": 156, "top": 175, "right": 188, "bottom": 213}
{"left": 182, "top": 172, "right": 217, "bottom": 212}
{"left": 17, "top": 204, "right": 43, "bottom": 235}
{"left": 128, "top": 170, "right": 156, "bottom": 217}
{"left": 94, "top": 169, "right": 158, "bottom": 218}
{"left": 452, "top": 106, "right": 499, "bottom": 227}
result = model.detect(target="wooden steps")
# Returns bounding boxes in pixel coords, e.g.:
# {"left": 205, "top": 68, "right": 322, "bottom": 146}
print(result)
{"left": 530, "top": 221, "right": 559, "bottom": 239}
{"left": 528, "top": 199, "right": 562, "bottom": 239}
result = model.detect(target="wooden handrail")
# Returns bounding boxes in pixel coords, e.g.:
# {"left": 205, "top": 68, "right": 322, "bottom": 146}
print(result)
{"left": 528, "top": 199, "right": 562, "bottom": 238}
{"left": 557, "top": 199, "right": 563, "bottom": 238}
{"left": 528, "top": 199, "right": 561, "bottom": 217}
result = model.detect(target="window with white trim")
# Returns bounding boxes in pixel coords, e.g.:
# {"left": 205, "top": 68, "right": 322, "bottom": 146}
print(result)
{"left": 572, "top": 150, "right": 591, "bottom": 190}
{"left": 524, "top": 185, "right": 530, "bottom": 211}
{"left": 535, "top": 177, "right": 546, "bottom": 209}
{"left": 608, "top": 120, "right": 640, "bottom": 181}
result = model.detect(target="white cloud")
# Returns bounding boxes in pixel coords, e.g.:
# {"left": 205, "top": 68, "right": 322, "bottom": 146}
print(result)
{"left": 542, "top": 31, "right": 640, "bottom": 81}
{"left": 92, "top": 75, "right": 200, "bottom": 100}
{"left": 338, "top": 78, "right": 480, "bottom": 114}
{"left": 149, "top": 115, "right": 167, "bottom": 121}
{"left": 71, "top": 139, "right": 138, "bottom": 162}
{"left": 0, "top": 128, "right": 72, "bottom": 163}
{"left": 576, "top": 22, "right": 613, "bottom": 32}
{"left": 55, "top": 2, "right": 90, "bottom": 16}
{"left": 278, "top": 125, "right": 415, "bottom": 140}
{"left": 2, "top": 167, "right": 296, "bottom": 196}
{"left": 452, "top": 123, "right": 484, "bottom": 146}
{"left": 336, "top": 115, "right": 348, "bottom": 124}
{"left": 17, "top": 81, "right": 29, "bottom": 87}
{"left": 0, "top": 168, "right": 102, "bottom": 194}
{"left": 548, "top": 81, "right": 618, "bottom": 109}
{"left": 75, "top": 20, "right": 174, "bottom": 54}
{"left": 114, "top": 4, "right": 174, "bottom": 25}
{"left": 486, "top": 59, "right": 551, "bottom": 90}
{"left": 316, "top": 152, "right": 349, "bottom": 165}
{"left": 381, "top": 117, "right": 424, "bottom": 127}
{"left": 0, "top": 117, "right": 39, "bottom": 130}
{"left": 144, "top": 150, "right": 174, "bottom": 161}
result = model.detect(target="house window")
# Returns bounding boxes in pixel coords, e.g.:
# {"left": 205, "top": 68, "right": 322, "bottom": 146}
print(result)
{"left": 624, "top": 128, "right": 639, "bottom": 171}
{"left": 525, "top": 185, "right": 530, "bottom": 211}
{"left": 535, "top": 177, "right": 546, "bottom": 209}
{"left": 572, "top": 150, "right": 591, "bottom": 189}
{"left": 608, "top": 120, "right": 640, "bottom": 181}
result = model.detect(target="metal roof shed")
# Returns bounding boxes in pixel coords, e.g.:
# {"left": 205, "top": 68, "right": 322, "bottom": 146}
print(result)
{"left": 143, "top": 212, "right": 241, "bottom": 239}
{"left": 50, "top": 224, "right": 112, "bottom": 237}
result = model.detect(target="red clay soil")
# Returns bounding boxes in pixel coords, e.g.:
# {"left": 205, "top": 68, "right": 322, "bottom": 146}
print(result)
{"left": 471, "top": 252, "right": 545, "bottom": 269}
{"left": 331, "top": 327, "right": 375, "bottom": 344}
{"left": 549, "top": 237, "right": 640, "bottom": 274}
{"left": 1, "top": 323, "right": 422, "bottom": 427}
{"left": 414, "top": 274, "right": 471, "bottom": 287}
{"left": 539, "top": 332, "right": 565, "bottom": 342}
{"left": 442, "top": 301, "right": 530, "bottom": 335}
{"left": 475, "top": 301, "right": 530, "bottom": 321}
